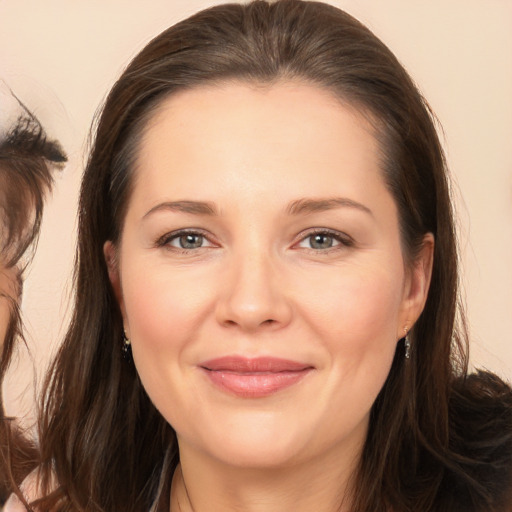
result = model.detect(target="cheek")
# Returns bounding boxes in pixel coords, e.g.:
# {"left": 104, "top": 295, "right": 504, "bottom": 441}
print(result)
{"left": 0, "top": 299, "right": 10, "bottom": 347}
{"left": 299, "top": 263, "right": 404, "bottom": 347}
{"left": 120, "top": 259, "right": 215, "bottom": 362}
{"left": 0, "top": 268, "right": 19, "bottom": 348}
{"left": 330, "top": 269, "right": 403, "bottom": 396}
{"left": 293, "top": 260, "right": 404, "bottom": 420}
{"left": 119, "top": 261, "right": 211, "bottom": 422}
{"left": 123, "top": 270, "right": 204, "bottom": 348}
{"left": 295, "top": 266, "right": 403, "bottom": 437}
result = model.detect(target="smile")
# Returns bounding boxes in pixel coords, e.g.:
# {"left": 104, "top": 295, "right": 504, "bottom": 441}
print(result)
{"left": 199, "top": 356, "right": 314, "bottom": 398}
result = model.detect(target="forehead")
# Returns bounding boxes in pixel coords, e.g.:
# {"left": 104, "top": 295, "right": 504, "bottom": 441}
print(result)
{"left": 142, "top": 81, "right": 377, "bottom": 151}
{"left": 132, "top": 81, "right": 384, "bottom": 202}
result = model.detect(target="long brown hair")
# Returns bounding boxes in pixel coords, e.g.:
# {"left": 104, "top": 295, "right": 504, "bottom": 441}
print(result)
{"left": 37, "top": 1, "right": 511, "bottom": 511}
{"left": 0, "top": 98, "right": 66, "bottom": 503}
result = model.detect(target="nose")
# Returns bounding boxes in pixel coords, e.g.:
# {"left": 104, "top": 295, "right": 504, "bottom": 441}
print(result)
{"left": 215, "top": 250, "right": 293, "bottom": 332}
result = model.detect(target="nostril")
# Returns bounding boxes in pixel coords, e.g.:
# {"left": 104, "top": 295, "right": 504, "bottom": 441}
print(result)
{"left": 222, "top": 318, "right": 276, "bottom": 328}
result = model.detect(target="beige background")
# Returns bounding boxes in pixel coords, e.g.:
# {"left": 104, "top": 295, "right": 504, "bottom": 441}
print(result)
{"left": 0, "top": 0, "right": 511, "bottom": 426}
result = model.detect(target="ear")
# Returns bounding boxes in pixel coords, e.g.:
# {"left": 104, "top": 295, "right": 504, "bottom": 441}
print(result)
{"left": 103, "top": 241, "right": 128, "bottom": 331}
{"left": 399, "top": 233, "right": 434, "bottom": 335}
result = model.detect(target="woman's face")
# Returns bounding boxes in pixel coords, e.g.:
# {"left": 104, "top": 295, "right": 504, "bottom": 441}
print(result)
{"left": 107, "top": 82, "right": 432, "bottom": 469}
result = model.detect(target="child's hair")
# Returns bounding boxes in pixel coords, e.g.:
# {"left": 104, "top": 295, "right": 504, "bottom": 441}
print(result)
{"left": 0, "top": 92, "right": 66, "bottom": 503}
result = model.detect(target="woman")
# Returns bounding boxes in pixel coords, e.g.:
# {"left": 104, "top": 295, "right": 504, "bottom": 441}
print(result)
{"left": 11, "top": 1, "right": 511, "bottom": 510}
{"left": 0, "top": 94, "right": 66, "bottom": 504}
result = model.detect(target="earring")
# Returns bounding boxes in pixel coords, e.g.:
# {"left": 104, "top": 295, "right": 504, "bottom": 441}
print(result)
{"left": 122, "top": 331, "right": 132, "bottom": 360}
{"left": 404, "top": 328, "right": 411, "bottom": 359}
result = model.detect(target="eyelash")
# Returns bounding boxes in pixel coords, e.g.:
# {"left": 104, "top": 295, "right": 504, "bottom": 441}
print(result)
{"left": 154, "top": 228, "right": 355, "bottom": 253}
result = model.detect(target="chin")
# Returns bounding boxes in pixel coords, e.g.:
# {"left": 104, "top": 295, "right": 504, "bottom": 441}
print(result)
{"left": 179, "top": 409, "right": 316, "bottom": 469}
{"left": 209, "top": 436, "right": 308, "bottom": 469}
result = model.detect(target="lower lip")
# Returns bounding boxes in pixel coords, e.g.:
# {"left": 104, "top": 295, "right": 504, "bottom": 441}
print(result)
{"left": 201, "top": 369, "right": 312, "bottom": 398}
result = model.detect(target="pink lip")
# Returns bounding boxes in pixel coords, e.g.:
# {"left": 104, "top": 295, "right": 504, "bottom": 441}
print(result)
{"left": 199, "top": 356, "right": 314, "bottom": 398}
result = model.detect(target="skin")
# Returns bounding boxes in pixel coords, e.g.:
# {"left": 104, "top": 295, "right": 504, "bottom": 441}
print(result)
{"left": 106, "top": 82, "right": 433, "bottom": 512}
{"left": 0, "top": 262, "right": 18, "bottom": 351}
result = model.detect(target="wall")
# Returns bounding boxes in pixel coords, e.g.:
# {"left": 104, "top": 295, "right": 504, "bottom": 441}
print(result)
{"left": 1, "top": 0, "right": 511, "bottom": 426}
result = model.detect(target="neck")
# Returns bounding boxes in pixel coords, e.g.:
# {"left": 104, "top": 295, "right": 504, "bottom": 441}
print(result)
{"left": 170, "top": 443, "right": 361, "bottom": 512}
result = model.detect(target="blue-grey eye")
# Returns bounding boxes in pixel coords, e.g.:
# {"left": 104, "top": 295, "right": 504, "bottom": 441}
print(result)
{"left": 309, "top": 233, "right": 335, "bottom": 249}
{"left": 178, "top": 233, "right": 204, "bottom": 249}
{"left": 297, "top": 231, "right": 348, "bottom": 251}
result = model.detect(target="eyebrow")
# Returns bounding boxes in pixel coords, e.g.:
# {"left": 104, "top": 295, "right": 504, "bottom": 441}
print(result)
{"left": 286, "top": 197, "right": 373, "bottom": 217}
{"left": 142, "top": 197, "right": 373, "bottom": 220}
{"left": 143, "top": 200, "right": 218, "bottom": 219}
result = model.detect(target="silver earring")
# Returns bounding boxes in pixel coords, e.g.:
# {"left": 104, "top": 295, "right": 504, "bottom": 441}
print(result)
{"left": 122, "top": 331, "right": 132, "bottom": 360}
{"left": 404, "top": 329, "right": 411, "bottom": 359}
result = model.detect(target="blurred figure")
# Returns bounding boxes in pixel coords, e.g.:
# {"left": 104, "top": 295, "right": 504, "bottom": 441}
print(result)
{"left": 0, "top": 87, "right": 66, "bottom": 504}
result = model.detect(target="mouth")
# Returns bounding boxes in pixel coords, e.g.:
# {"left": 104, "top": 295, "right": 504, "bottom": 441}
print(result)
{"left": 199, "top": 356, "right": 314, "bottom": 398}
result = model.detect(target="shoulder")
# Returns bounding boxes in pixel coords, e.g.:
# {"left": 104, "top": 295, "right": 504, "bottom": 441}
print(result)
{"left": 441, "top": 370, "right": 512, "bottom": 511}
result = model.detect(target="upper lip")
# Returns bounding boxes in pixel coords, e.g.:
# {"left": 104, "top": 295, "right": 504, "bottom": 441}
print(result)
{"left": 200, "top": 356, "right": 313, "bottom": 373}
